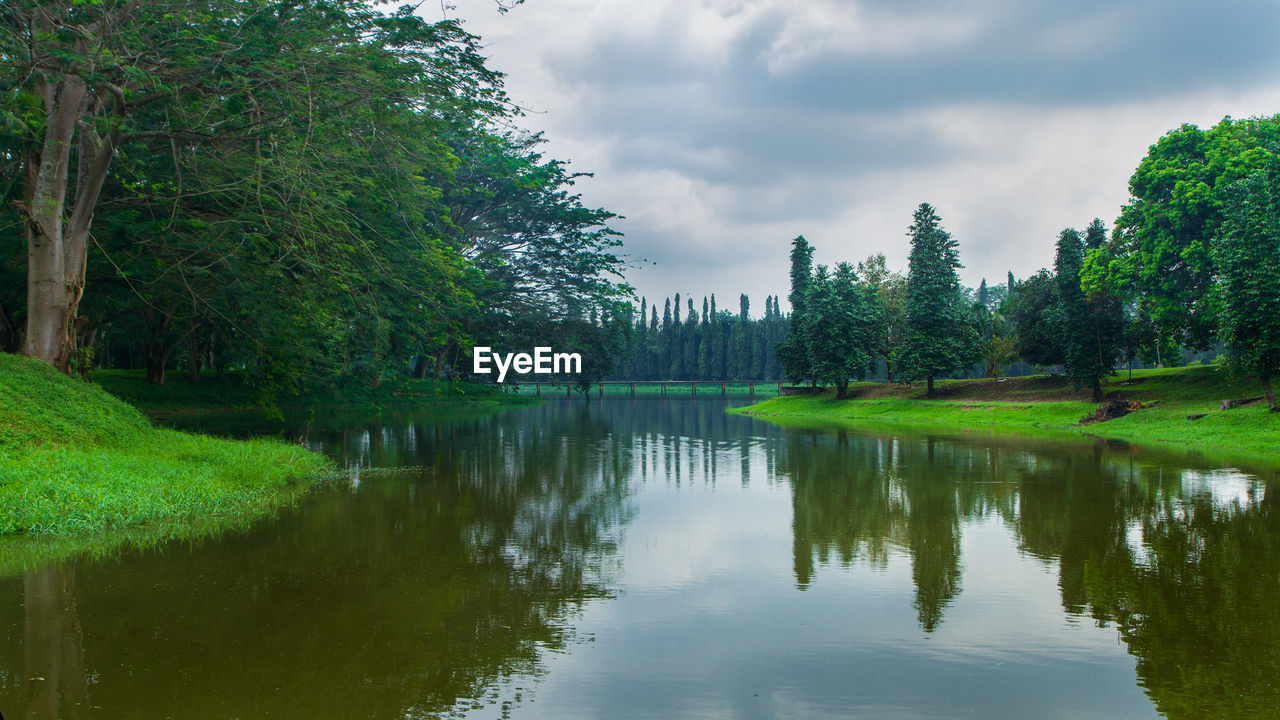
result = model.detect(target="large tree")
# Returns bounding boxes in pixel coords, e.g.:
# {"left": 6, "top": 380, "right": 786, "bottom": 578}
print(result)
{"left": 1007, "top": 270, "right": 1064, "bottom": 368}
{"left": 802, "top": 263, "right": 882, "bottom": 398}
{"left": 1217, "top": 149, "right": 1280, "bottom": 411}
{"left": 1, "top": 0, "right": 508, "bottom": 379}
{"left": 1108, "top": 116, "right": 1280, "bottom": 353}
{"left": 857, "top": 253, "right": 907, "bottom": 382}
{"left": 775, "top": 235, "right": 814, "bottom": 384}
{"left": 1054, "top": 228, "right": 1121, "bottom": 402}
{"left": 899, "top": 204, "right": 976, "bottom": 396}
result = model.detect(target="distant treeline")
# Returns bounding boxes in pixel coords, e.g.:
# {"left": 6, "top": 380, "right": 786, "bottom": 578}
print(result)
{"left": 610, "top": 294, "right": 789, "bottom": 381}
{"left": 771, "top": 115, "right": 1280, "bottom": 409}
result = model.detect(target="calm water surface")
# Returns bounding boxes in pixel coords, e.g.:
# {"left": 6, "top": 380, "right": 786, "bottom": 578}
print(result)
{"left": 2, "top": 397, "right": 1277, "bottom": 719}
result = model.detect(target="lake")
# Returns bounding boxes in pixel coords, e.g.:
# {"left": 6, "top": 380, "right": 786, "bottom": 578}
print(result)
{"left": 2, "top": 396, "right": 1276, "bottom": 719}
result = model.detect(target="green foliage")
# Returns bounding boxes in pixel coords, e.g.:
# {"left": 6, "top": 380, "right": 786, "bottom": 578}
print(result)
{"left": 858, "top": 254, "right": 907, "bottom": 381}
{"left": 1007, "top": 270, "right": 1064, "bottom": 367}
{"left": 612, "top": 293, "right": 787, "bottom": 381}
{"left": 1055, "top": 229, "right": 1100, "bottom": 396}
{"left": 802, "top": 263, "right": 882, "bottom": 398}
{"left": 776, "top": 236, "right": 815, "bottom": 384}
{"left": 899, "top": 204, "right": 977, "bottom": 393}
{"left": 1109, "top": 116, "right": 1280, "bottom": 350}
{"left": 1, "top": 0, "right": 629, "bottom": 397}
{"left": 1216, "top": 148, "right": 1280, "bottom": 409}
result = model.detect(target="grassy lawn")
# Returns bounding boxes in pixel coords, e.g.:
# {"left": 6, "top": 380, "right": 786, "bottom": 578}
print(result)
{"left": 733, "top": 366, "right": 1280, "bottom": 469}
{"left": 1, "top": 354, "right": 331, "bottom": 573}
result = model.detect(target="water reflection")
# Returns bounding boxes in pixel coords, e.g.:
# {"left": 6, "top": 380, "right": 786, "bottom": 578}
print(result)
{"left": 782, "top": 426, "right": 1279, "bottom": 717}
{"left": 1, "top": 402, "right": 635, "bottom": 719}
{"left": 0, "top": 398, "right": 1276, "bottom": 719}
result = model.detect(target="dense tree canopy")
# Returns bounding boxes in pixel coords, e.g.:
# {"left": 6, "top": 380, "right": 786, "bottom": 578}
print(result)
{"left": 1217, "top": 148, "right": 1280, "bottom": 410}
{"left": 0, "top": 0, "right": 630, "bottom": 394}
{"left": 1099, "top": 116, "right": 1280, "bottom": 351}
{"left": 802, "top": 263, "right": 881, "bottom": 398}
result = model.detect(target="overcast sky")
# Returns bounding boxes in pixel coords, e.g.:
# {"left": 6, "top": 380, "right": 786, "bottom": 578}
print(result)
{"left": 437, "top": 0, "right": 1280, "bottom": 313}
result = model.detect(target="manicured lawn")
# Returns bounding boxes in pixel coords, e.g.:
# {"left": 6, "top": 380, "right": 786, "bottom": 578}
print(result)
{"left": 733, "top": 366, "right": 1280, "bottom": 468}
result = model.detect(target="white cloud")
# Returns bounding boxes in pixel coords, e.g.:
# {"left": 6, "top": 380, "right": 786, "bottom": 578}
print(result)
{"left": 441, "top": 0, "right": 1280, "bottom": 310}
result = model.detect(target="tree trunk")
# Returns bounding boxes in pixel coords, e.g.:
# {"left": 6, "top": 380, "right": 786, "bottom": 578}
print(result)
{"left": 146, "top": 349, "right": 168, "bottom": 386}
{"left": 23, "top": 566, "right": 90, "bottom": 720}
{"left": 1263, "top": 372, "right": 1277, "bottom": 412}
{"left": 1091, "top": 377, "right": 1103, "bottom": 403}
{"left": 0, "top": 300, "right": 15, "bottom": 352}
{"left": 927, "top": 374, "right": 934, "bottom": 396}
{"left": 21, "top": 64, "right": 120, "bottom": 373}
{"left": 413, "top": 354, "right": 431, "bottom": 379}
{"left": 435, "top": 349, "right": 448, "bottom": 379}
{"left": 187, "top": 343, "right": 203, "bottom": 383}
{"left": 836, "top": 380, "right": 849, "bottom": 399}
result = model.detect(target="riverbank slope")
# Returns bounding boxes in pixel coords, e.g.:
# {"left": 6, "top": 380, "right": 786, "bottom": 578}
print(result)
{"left": 0, "top": 354, "right": 329, "bottom": 573}
{"left": 732, "top": 366, "right": 1280, "bottom": 467}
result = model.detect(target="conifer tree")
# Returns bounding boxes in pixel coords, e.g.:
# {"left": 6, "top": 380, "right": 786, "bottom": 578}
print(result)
{"left": 776, "top": 236, "right": 815, "bottom": 384}
{"left": 683, "top": 297, "right": 698, "bottom": 380}
{"left": 899, "top": 204, "right": 977, "bottom": 395}
{"left": 1054, "top": 227, "right": 1120, "bottom": 401}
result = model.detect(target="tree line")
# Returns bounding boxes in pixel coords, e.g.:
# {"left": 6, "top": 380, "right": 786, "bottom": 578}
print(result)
{"left": 0, "top": 0, "right": 630, "bottom": 397}
{"left": 609, "top": 294, "right": 788, "bottom": 381}
{"left": 773, "top": 114, "right": 1280, "bottom": 410}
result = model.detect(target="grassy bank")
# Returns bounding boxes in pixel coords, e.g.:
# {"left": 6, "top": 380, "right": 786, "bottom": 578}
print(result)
{"left": 733, "top": 366, "right": 1280, "bottom": 468}
{"left": 0, "top": 354, "right": 330, "bottom": 573}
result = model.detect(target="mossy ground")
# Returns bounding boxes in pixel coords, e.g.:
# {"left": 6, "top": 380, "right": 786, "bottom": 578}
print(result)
{"left": 0, "top": 354, "right": 331, "bottom": 573}
{"left": 733, "top": 366, "right": 1280, "bottom": 470}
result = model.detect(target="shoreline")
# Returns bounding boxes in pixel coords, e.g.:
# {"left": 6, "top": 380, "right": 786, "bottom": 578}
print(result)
{"left": 0, "top": 358, "right": 536, "bottom": 576}
{"left": 730, "top": 367, "right": 1280, "bottom": 473}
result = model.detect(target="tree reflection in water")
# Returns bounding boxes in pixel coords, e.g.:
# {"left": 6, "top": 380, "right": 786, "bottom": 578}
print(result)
{"left": 782, "top": 427, "right": 1279, "bottom": 718}
{"left": 1, "top": 399, "right": 1276, "bottom": 720}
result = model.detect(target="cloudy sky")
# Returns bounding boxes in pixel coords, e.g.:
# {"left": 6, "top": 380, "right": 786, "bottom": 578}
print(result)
{"left": 437, "top": 0, "right": 1280, "bottom": 313}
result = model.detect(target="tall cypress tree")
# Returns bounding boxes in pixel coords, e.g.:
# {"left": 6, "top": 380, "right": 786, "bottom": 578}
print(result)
{"left": 734, "top": 294, "right": 751, "bottom": 380}
{"left": 661, "top": 298, "right": 673, "bottom": 379}
{"left": 900, "top": 204, "right": 976, "bottom": 396}
{"left": 776, "top": 236, "right": 815, "bottom": 384}
{"left": 683, "top": 297, "right": 698, "bottom": 380}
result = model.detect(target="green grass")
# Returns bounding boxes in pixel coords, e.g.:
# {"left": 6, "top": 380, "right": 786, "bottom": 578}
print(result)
{"left": 733, "top": 366, "right": 1280, "bottom": 469}
{"left": 0, "top": 353, "right": 330, "bottom": 573}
